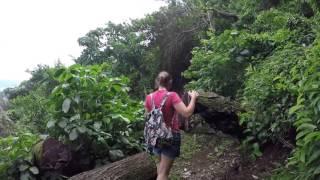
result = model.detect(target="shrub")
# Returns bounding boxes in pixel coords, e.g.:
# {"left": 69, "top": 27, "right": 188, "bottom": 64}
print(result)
{"left": 240, "top": 44, "right": 307, "bottom": 145}
{"left": 7, "top": 86, "right": 53, "bottom": 134}
{"left": 273, "top": 37, "right": 320, "bottom": 179}
{"left": 46, "top": 64, "right": 144, "bottom": 167}
{"left": 0, "top": 133, "right": 40, "bottom": 180}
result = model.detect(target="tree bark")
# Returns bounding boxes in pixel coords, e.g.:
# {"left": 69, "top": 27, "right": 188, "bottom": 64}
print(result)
{"left": 69, "top": 152, "right": 157, "bottom": 180}
{"left": 196, "top": 91, "right": 243, "bottom": 113}
{"left": 193, "top": 92, "right": 244, "bottom": 137}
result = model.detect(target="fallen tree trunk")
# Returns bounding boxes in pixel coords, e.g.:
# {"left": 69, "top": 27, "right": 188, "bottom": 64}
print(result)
{"left": 196, "top": 91, "right": 243, "bottom": 113}
{"left": 69, "top": 152, "right": 157, "bottom": 180}
{"left": 192, "top": 92, "right": 245, "bottom": 137}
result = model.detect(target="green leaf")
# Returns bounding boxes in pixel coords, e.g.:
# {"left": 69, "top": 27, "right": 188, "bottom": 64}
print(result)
{"left": 94, "top": 121, "right": 102, "bottom": 130}
{"left": 19, "top": 164, "right": 29, "bottom": 171}
{"left": 313, "top": 165, "right": 320, "bottom": 175}
{"left": 20, "top": 173, "right": 30, "bottom": 180}
{"left": 303, "top": 132, "right": 320, "bottom": 142}
{"left": 103, "top": 117, "right": 111, "bottom": 124}
{"left": 230, "top": 31, "right": 239, "bottom": 36}
{"left": 77, "top": 126, "right": 87, "bottom": 133}
{"left": 119, "top": 115, "right": 130, "bottom": 123}
{"left": 62, "top": 98, "right": 71, "bottom": 113}
{"left": 111, "top": 114, "right": 120, "bottom": 119}
{"left": 296, "top": 130, "right": 309, "bottom": 140}
{"left": 300, "top": 150, "right": 306, "bottom": 163}
{"left": 294, "top": 118, "right": 313, "bottom": 126}
{"left": 58, "top": 120, "right": 67, "bottom": 128}
{"left": 29, "top": 166, "right": 39, "bottom": 175}
{"left": 297, "top": 123, "right": 317, "bottom": 131}
{"left": 54, "top": 68, "right": 65, "bottom": 78}
{"left": 74, "top": 95, "right": 80, "bottom": 104}
{"left": 70, "top": 114, "right": 80, "bottom": 121}
{"left": 289, "top": 105, "right": 304, "bottom": 115}
{"left": 51, "top": 86, "right": 60, "bottom": 94}
{"left": 69, "top": 129, "right": 78, "bottom": 141}
{"left": 120, "top": 136, "right": 130, "bottom": 145}
{"left": 46, "top": 120, "right": 56, "bottom": 128}
{"left": 109, "top": 149, "right": 124, "bottom": 161}
{"left": 253, "top": 143, "right": 262, "bottom": 157}
{"left": 307, "top": 150, "right": 320, "bottom": 165}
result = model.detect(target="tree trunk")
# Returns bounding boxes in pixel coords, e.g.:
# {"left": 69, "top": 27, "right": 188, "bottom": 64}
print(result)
{"left": 196, "top": 91, "right": 243, "bottom": 113}
{"left": 69, "top": 152, "right": 157, "bottom": 180}
{"left": 193, "top": 92, "right": 244, "bottom": 137}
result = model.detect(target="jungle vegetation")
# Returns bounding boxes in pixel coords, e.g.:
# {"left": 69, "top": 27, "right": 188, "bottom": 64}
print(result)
{"left": 1, "top": 0, "right": 320, "bottom": 179}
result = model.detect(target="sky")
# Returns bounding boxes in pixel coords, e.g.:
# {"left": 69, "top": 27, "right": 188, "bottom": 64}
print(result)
{"left": 0, "top": 0, "right": 166, "bottom": 85}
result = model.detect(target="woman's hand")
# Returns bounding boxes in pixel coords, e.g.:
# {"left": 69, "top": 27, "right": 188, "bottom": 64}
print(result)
{"left": 188, "top": 90, "right": 199, "bottom": 100}
{"left": 174, "top": 90, "right": 199, "bottom": 118}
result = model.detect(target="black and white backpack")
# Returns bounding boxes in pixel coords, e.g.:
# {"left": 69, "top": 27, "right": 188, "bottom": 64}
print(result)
{"left": 144, "top": 92, "right": 173, "bottom": 148}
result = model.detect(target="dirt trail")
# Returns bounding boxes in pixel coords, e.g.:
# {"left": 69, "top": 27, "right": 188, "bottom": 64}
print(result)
{"left": 169, "top": 125, "right": 289, "bottom": 180}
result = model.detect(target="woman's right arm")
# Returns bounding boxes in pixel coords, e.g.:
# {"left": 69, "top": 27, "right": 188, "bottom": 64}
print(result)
{"left": 173, "top": 91, "right": 199, "bottom": 118}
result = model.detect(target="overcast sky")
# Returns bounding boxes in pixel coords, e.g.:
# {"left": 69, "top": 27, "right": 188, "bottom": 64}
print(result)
{"left": 0, "top": 0, "right": 166, "bottom": 83}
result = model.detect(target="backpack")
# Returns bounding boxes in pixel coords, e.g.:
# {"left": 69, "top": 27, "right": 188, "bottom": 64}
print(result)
{"left": 144, "top": 92, "right": 173, "bottom": 148}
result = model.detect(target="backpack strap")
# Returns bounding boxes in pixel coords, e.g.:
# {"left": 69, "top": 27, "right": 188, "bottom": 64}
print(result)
{"left": 150, "top": 92, "right": 170, "bottom": 109}
{"left": 160, "top": 92, "right": 170, "bottom": 110}
{"left": 150, "top": 93, "right": 155, "bottom": 109}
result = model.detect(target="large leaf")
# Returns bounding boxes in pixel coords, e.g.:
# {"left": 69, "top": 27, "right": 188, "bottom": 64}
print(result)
{"left": 70, "top": 114, "right": 80, "bottom": 121}
{"left": 20, "top": 173, "right": 31, "bottom": 180}
{"left": 69, "top": 129, "right": 78, "bottom": 141}
{"left": 19, "top": 164, "right": 29, "bottom": 171}
{"left": 58, "top": 119, "right": 67, "bottom": 128}
{"left": 93, "top": 121, "right": 102, "bottom": 130}
{"left": 62, "top": 98, "right": 71, "bottom": 113}
{"left": 77, "top": 126, "right": 87, "bottom": 133}
{"left": 289, "top": 105, "right": 304, "bottom": 115}
{"left": 54, "top": 68, "right": 65, "bottom": 78}
{"left": 307, "top": 150, "right": 320, "bottom": 165}
{"left": 297, "top": 123, "right": 317, "bottom": 131}
{"left": 29, "top": 166, "right": 39, "bottom": 175}
{"left": 46, "top": 120, "right": 56, "bottom": 128}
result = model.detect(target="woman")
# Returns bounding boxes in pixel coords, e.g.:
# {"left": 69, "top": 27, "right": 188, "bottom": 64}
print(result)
{"left": 145, "top": 71, "right": 198, "bottom": 180}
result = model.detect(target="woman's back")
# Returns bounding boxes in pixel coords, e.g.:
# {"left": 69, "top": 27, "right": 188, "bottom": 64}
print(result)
{"left": 145, "top": 89, "right": 182, "bottom": 132}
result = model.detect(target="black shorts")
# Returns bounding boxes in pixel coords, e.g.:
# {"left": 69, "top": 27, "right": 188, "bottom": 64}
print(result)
{"left": 152, "top": 133, "right": 181, "bottom": 159}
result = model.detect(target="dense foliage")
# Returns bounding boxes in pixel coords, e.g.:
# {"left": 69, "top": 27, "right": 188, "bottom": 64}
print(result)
{"left": 8, "top": 86, "right": 53, "bottom": 134}
{"left": 183, "top": 0, "right": 320, "bottom": 179}
{"left": 0, "top": 133, "right": 40, "bottom": 180}
{"left": 0, "top": 64, "right": 145, "bottom": 179}
{"left": 47, "top": 64, "right": 144, "bottom": 164}
{"left": 1, "top": 0, "right": 320, "bottom": 179}
{"left": 273, "top": 37, "right": 320, "bottom": 179}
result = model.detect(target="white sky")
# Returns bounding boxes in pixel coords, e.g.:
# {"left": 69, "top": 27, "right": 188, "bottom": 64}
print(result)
{"left": 0, "top": 0, "right": 166, "bottom": 82}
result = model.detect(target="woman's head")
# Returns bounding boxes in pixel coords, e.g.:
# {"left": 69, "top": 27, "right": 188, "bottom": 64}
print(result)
{"left": 155, "top": 71, "right": 172, "bottom": 90}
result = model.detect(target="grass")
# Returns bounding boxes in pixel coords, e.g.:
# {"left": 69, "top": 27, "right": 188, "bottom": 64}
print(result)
{"left": 179, "top": 133, "right": 202, "bottom": 160}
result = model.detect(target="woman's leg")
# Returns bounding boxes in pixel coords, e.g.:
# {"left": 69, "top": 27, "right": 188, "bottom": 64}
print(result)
{"left": 156, "top": 155, "right": 161, "bottom": 175}
{"left": 156, "top": 154, "right": 174, "bottom": 180}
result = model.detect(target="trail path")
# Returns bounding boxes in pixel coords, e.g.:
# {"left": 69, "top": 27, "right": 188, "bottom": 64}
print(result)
{"left": 170, "top": 124, "right": 289, "bottom": 180}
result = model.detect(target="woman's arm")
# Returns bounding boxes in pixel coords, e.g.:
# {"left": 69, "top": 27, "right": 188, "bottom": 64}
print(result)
{"left": 173, "top": 91, "right": 198, "bottom": 118}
